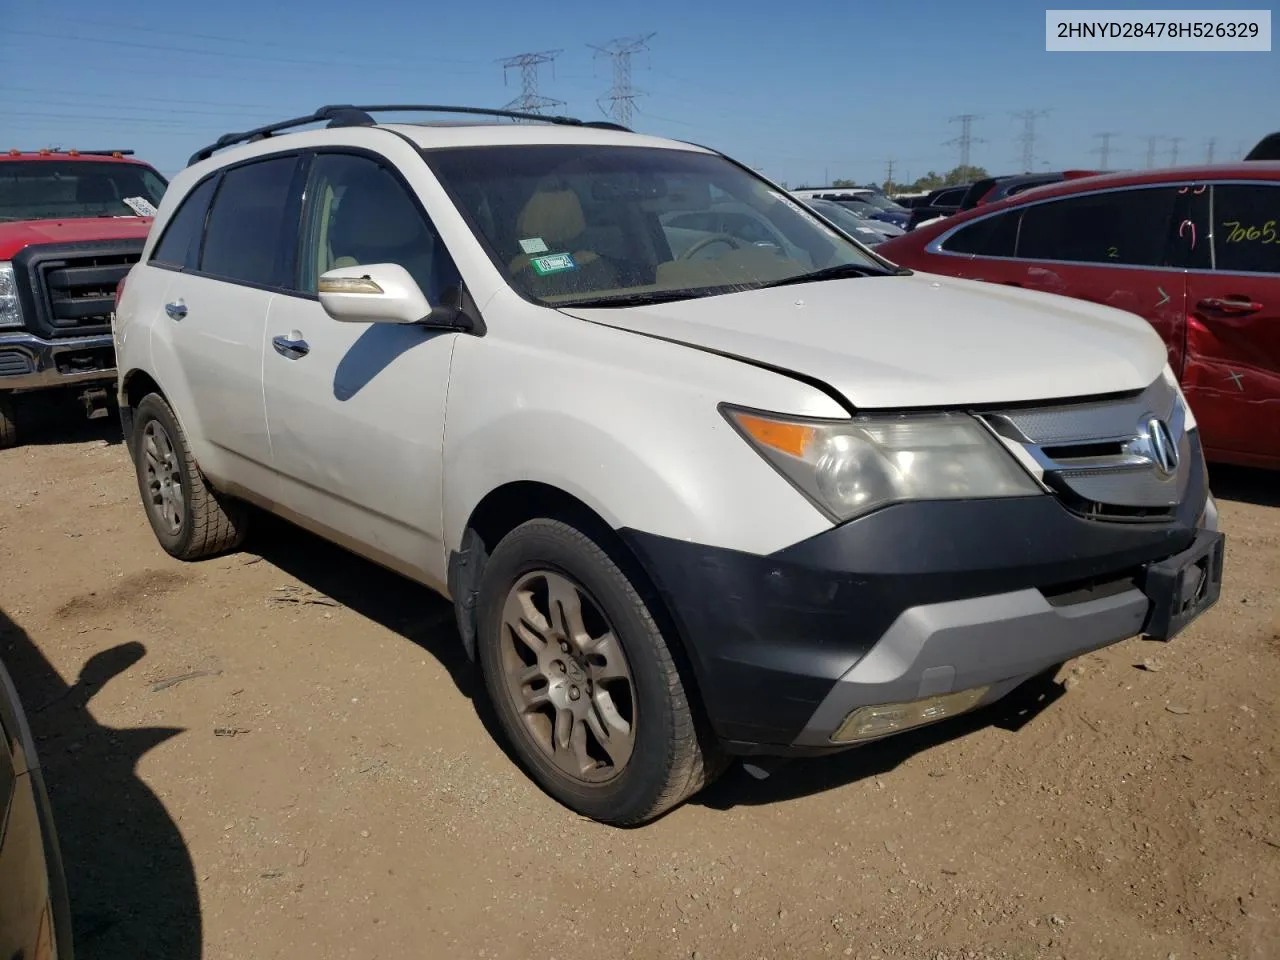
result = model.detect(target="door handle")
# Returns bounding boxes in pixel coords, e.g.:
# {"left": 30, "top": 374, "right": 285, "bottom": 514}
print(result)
{"left": 164, "top": 301, "right": 187, "bottom": 321}
{"left": 1198, "top": 296, "right": 1263, "bottom": 315}
{"left": 272, "top": 335, "right": 310, "bottom": 359}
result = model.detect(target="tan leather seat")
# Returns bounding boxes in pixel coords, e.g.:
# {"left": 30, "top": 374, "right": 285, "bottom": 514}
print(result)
{"left": 508, "top": 188, "right": 615, "bottom": 289}
{"left": 327, "top": 169, "right": 436, "bottom": 294}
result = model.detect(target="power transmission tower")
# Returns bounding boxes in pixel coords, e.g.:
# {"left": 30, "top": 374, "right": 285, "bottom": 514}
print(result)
{"left": 884, "top": 158, "right": 896, "bottom": 188}
{"left": 1168, "top": 136, "right": 1183, "bottom": 165}
{"left": 497, "top": 50, "right": 564, "bottom": 116}
{"left": 1092, "top": 132, "right": 1120, "bottom": 171}
{"left": 1012, "top": 109, "right": 1051, "bottom": 172}
{"left": 589, "top": 34, "right": 655, "bottom": 128}
{"left": 1205, "top": 137, "right": 1217, "bottom": 163}
{"left": 1144, "top": 135, "right": 1161, "bottom": 169}
{"left": 945, "top": 114, "right": 985, "bottom": 169}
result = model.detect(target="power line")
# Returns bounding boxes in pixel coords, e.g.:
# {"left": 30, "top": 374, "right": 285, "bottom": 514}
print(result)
{"left": 1011, "top": 109, "right": 1051, "bottom": 172}
{"left": 1168, "top": 136, "right": 1183, "bottom": 165}
{"left": 497, "top": 51, "right": 565, "bottom": 116}
{"left": 1205, "top": 137, "right": 1217, "bottom": 163}
{"left": 1144, "top": 135, "right": 1162, "bottom": 169}
{"left": 945, "top": 114, "right": 984, "bottom": 168}
{"left": 1092, "top": 132, "right": 1120, "bottom": 171}
{"left": 589, "top": 34, "right": 654, "bottom": 128}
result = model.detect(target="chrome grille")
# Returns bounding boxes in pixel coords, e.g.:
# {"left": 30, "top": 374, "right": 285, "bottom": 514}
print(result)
{"left": 983, "top": 375, "right": 1193, "bottom": 520}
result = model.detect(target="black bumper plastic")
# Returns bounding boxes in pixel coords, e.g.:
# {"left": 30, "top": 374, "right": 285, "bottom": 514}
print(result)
{"left": 620, "top": 440, "right": 1210, "bottom": 752}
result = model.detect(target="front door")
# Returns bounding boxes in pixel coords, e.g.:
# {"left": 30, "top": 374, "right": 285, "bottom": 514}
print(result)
{"left": 262, "top": 151, "right": 464, "bottom": 589}
{"left": 1184, "top": 181, "right": 1280, "bottom": 467}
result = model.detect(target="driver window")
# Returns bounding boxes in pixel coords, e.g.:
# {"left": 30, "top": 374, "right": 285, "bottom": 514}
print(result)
{"left": 299, "top": 153, "right": 460, "bottom": 303}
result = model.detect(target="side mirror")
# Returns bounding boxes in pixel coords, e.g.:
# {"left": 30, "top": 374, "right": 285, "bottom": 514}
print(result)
{"left": 317, "top": 263, "right": 467, "bottom": 330}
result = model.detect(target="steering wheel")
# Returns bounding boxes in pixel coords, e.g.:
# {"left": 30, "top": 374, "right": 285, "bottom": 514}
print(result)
{"left": 678, "top": 233, "right": 743, "bottom": 260}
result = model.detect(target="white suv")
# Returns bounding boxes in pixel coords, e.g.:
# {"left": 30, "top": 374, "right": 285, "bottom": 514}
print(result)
{"left": 113, "top": 105, "right": 1225, "bottom": 825}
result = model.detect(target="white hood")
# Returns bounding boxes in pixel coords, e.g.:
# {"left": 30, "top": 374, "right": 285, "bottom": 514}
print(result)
{"left": 562, "top": 272, "right": 1167, "bottom": 409}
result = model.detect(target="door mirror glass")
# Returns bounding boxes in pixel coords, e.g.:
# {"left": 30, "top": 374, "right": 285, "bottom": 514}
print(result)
{"left": 318, "top": 263, "right": 431, "bottom": 324}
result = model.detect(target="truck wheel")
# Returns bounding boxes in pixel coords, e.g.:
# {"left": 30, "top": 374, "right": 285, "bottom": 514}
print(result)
{"left": 130, "top": 393, "right": 248, "bottom": 560}
{"left": 476, "top": 518, "right": 720, "bottom": 826}
{"left": 0, "top": 395, "right": 17, "bottom": 449}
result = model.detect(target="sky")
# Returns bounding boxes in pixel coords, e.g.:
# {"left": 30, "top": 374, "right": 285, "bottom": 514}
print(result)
{"left": 2, "top": 0, "right": 1276, "bottom": 185}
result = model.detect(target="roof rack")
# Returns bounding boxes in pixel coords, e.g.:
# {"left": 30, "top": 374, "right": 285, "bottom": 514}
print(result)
{"left": 6, "top": 148, "right": 134, "bottom": 157}
{"left": 187, "top": 104, "right": 632, "bottom": 166}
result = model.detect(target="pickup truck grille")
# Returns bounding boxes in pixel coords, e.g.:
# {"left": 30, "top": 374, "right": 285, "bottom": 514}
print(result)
{"left": 12, "top": 238, "right": 144, "bottom": 338}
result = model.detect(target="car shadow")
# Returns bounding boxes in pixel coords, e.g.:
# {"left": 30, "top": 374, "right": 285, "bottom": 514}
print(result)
{"left": 0, "top": 607, "right": 202, "bottom": 958}
{"left": 241, "top": 514, "right": 519, "bottom": 765}
{"left": 1208, "top": 463, "right": 1279, "bottom": 508}
{"left": 9, "top": 395, "right": 123, "bottom": 447}
{"left": 332, "top": 325, "right": 451, "bottom": 401}
{"left": 692, "top": 668, "right": 1068, "bottom": 812}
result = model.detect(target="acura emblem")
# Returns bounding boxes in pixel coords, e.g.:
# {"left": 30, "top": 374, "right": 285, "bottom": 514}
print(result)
{"left": 1142, "top": 417, "right": 1180, "bottom": 478}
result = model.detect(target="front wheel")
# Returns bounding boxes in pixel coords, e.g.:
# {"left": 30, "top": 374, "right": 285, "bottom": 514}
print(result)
{"left": 476, "top": 519, "right": 720, "bottom": 825}
{"left": 130, "top": 393, "right": 248, "bottom": 560}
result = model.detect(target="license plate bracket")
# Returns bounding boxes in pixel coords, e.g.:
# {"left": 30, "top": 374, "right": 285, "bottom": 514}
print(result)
{"left": 1141, "top": 529, "right": 1225, "bottom": 642}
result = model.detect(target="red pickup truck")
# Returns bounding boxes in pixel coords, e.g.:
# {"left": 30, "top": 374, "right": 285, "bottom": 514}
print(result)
{"left": 0, "top": 149, "right": 166, "bottom": 447}
{"left": 877, "top": 163, "right": 1280, "bottom": 470}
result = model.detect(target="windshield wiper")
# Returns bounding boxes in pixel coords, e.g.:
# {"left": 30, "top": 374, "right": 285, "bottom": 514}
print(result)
{"left": 559, "top": 289, "right": 709, "bottom": 308}
{"left": 757, "top": 263, "right": 902, "bottom": 290}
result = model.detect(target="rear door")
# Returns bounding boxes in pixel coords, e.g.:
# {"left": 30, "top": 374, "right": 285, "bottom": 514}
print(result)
{"left": 1183, "top": 181, "right": 1280, "bottom": 466}
{"left": 148, "top": 153, "right": 303, "bottom": 496}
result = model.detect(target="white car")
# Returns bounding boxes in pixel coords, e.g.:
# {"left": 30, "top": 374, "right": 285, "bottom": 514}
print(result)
{"left": 113, "top": 105, "right": 1225, "bottom": 825}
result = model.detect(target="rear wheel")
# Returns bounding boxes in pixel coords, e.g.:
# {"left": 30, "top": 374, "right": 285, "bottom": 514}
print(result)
{"left": 476, "top": 518, "right": 720, "bottom": 825}
{"left": 0, "top": 395, "right": 17, "bottom": 449}
{"left": 131, "top": 393, "right": 248, "bottom": 560}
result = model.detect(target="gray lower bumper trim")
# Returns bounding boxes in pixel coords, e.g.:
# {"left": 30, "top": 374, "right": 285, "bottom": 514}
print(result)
{"left": 793, "top": 585, "right": 1150, "bottom": 746}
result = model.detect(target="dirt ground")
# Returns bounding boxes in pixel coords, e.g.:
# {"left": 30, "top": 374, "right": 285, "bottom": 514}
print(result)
{"left": 1, "top": 411, "right": 1277, "bottom": 960}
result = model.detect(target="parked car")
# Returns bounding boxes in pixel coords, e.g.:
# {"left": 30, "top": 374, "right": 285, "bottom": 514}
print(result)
{"left": 798, "top": 198, "right": 896, "bottom": 245}
{"left": 116, "top": 103, "right": 1224, "bottom": 825}
{"left": 904, "top": 184, "right": 973, "bottom": 230}
{"left": 905, "top": 172, "right": 1101, "bottom": 232}
{"left": 877, "top": 161, "right": 1280, "bottom": 469}
{"left": 0, "top": 148, "right": 167, "bottom": 446}
{"left": 0, "top": 652, "right": 74, "bottom": 960}
{"left": 791, "top": 188, "right": 911, "bottom": 229}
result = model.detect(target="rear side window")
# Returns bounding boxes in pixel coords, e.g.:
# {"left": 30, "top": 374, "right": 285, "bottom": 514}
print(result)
{"left": 150, "top": 176, "right": 217, "bottom": 269}
{"left": 200, "top": 156, "right": 301, "bottom": 287}
{"left": 1212, "top": 184, "right": 1280, "bottom": 274}
{"left": 940, "top": 210, "right": 1021, "bottom": 257}
{"left": 1016, "top": 187, "right": 1179, "bottom": 266}
{"left": 932, "top": 188, "right": 966, "bottom": 206}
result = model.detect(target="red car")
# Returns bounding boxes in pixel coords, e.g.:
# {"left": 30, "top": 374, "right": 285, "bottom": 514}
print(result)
{"left": 877, "top": 163, "right": 1280, "bottom": 469}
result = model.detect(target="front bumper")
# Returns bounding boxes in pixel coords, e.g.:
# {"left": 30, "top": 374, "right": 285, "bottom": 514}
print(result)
{"left": 0, "top": 331, "right": 116, "bottom": 392}
{"left": 621, "top": 434, "right": 1218, "bottom": 754}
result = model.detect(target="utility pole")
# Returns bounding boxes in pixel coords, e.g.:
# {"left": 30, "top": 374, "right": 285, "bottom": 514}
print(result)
{"left": 884, "top": 158, "right": 896, "bottom": 189}
{"left": 1205, "top": 137, "right": 1217, "bottom": 163}
{"left": 1092, "top": 132, "right": 1120, "bottom": 171}
{"left": 1168, "top": 136, "right": 1183, "bottom": 166}
{"left": 1144, "top": 135, "right": 1161, "bottom": 169}
{"left": 945, "top": 114, "right": 985, "bottom": 169}
{"left": 1012, "top": 109, "right": 1051, "bottom": 172}
{"left": 497, "top": 50, "right": 565, "bottom": 116}
{"left": 589, "top": 34, "right": 655, "bottom": 128}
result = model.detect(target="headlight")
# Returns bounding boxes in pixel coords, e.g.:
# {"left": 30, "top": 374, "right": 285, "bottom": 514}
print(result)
{"left": 0, "top": 262, "right": 23, "bottom": 330}
{"left": 1161, "top": 363, "right": 1196, "bottom": 431}
{"left": 723, "top": 406, "right": 1040, "bottom": 521}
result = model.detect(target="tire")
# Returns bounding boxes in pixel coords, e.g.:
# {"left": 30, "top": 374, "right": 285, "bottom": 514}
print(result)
{"left": 0, "top": 394, "right": 17, "bottom": 449}
{"left": 130, "top": 392, "right": 248, "bottom": 560}
{"left": 476, "top": 518, "right": 720, "bottom": 826}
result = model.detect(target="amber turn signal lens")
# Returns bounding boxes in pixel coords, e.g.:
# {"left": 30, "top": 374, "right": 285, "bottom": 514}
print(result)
{"left": 730, "top": 411, "right": 815, "bottom": 458}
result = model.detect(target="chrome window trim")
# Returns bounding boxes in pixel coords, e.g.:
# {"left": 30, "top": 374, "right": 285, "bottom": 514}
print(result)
{"left": 923, "top": 178, "right": 1280, "bottom": 279}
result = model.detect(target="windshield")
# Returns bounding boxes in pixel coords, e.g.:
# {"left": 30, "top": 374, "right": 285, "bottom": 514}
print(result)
{"left": 0, "top": 160, "right": 167, "bottom": 222}
{"left": 808, "top": 201, "right": 885, "bottom": 240}
{"left": 857, "top": 193, "right": 907, "bottom": 213}
{"left": 426, "top": 145, "right": 883, "bottom": 306}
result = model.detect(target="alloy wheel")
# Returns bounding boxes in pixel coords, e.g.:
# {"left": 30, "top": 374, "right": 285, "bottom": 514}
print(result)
{"left": 141, "top": 420, "right": 184, "bottom": 535}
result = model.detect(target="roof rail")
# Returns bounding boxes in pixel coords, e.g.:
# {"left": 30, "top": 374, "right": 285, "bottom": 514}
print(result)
{"left": 187, "top": 104, "right": 633, "bottom": 166}
{"left": 5, "top": 148, "right": 135, "bottom": 157}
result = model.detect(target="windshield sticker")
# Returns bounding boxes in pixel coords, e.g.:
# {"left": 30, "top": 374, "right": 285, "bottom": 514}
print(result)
{"left": 530, "top": 253, "right": 577, "bottom": 276}
{"left": 519, "top": 237, "right": 549, "bottom": 254}
{"left": 121, "top": 196, "right": 158, "bottom": 217}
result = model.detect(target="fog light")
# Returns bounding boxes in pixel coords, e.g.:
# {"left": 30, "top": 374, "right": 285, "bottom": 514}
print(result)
{"left": 831, "top": 686, "right": 990, "bottom": 743}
